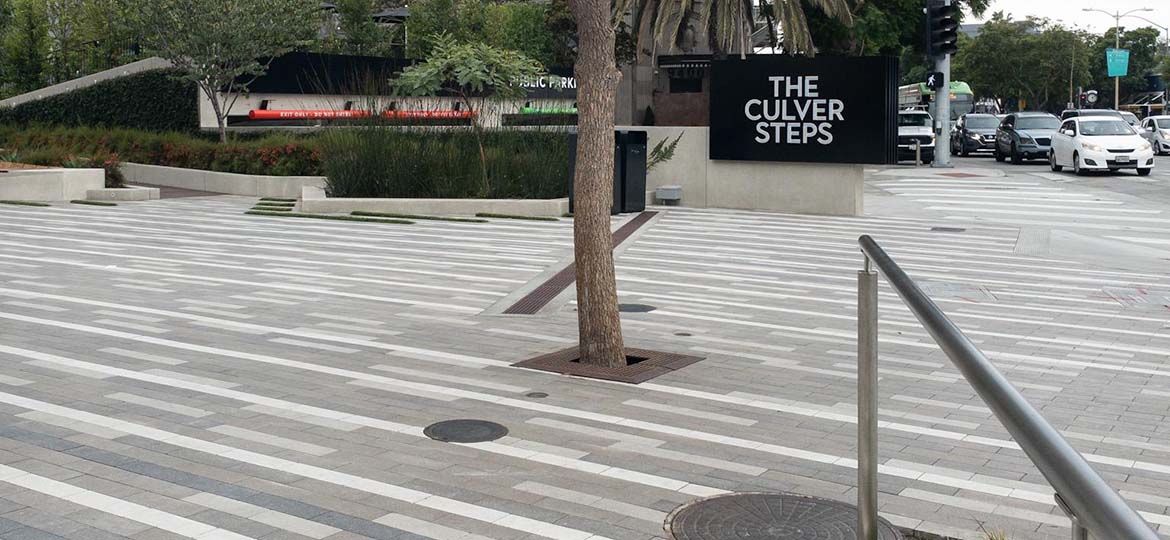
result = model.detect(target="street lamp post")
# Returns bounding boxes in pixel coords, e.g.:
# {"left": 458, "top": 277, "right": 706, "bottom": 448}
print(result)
{"left": 1082, "top": 7, "right": 1155, "bottom": 110}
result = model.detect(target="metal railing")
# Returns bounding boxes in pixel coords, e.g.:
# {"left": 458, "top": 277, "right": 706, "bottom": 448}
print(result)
{"left": 855, "top": 235, "right": 1159, "bottom": 540}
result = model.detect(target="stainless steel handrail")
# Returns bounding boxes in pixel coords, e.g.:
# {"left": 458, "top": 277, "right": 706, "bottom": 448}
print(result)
{"left": 855, "top": 234, "right": 1159, "bottom": 540}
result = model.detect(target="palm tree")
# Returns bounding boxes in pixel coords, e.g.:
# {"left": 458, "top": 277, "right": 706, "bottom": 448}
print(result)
{"left": 617, "top": 0, "right": 854, "bottom": 57}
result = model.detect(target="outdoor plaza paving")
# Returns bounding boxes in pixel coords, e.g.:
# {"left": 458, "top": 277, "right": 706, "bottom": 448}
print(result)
{"left": 0, "top": 165, "right": 1168, "bottom": 540}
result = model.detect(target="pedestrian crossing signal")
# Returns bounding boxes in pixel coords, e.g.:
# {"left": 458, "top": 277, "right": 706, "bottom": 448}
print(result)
{"left": 926, "top": 72, "right": 944, "bottom": 90}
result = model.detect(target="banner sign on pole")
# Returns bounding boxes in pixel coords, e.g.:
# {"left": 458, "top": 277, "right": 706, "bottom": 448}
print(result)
{"left": 1106, "top": 48, "right": 1130, "bottom": 77}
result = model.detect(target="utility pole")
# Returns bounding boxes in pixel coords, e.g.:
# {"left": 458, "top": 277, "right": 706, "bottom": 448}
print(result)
{"left": 935, "top": 50, "right": 951, "bottom": 166}
{"left": 1082, "top": 7, "right": 1154, "bottom": 110}
{"left": 927, "top": 0, "right": 957, "bottom": 167}
{"left": 1068, "top": 33, "right": 1075, "bottom": 110}
{"left": 1115, "top": 19, "right": 1121, "bottom": 110}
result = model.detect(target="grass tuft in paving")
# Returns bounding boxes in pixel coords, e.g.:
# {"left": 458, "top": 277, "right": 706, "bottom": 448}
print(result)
{"left": 475, "top": 212, "right": 558, "bottom": 221}
{"left": 245, "top": 210, "right": 413, "bottom": 224}
{"left": 351, "top": 211, "right": 488, "bottom": 223}
{"left": 251, "top": 205, "right": 293, "bottom": 212}
{"left": 70, "top": 200, "right": 117, "bottom": 206}
{"left": 0, "top": 200, "right": 51, "bottom": 207}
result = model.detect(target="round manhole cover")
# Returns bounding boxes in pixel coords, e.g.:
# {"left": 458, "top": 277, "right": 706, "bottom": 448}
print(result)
{"left": 619, "top": 303, "right": 657, "bottom": 313}
{"left": 423, "top": 420, "right": 508, "bottom": 443}
{"left": 667, "top": 493, "right": 902, "bottom": 540}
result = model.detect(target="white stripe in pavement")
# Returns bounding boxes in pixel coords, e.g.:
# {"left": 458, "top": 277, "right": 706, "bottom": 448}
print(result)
{"left": 0, "top": 390, "right": 613, "bottom": 540}
{"left": 0, "top": 289, "right": 498, "bottom": 366}
{"left": 0, "top": 463, "right": 256, "bottom": 539}
{"left": 908, "top": 200, "right": 1161, "bottom": 213}
{"left": 0, "top": 343, "right": 719, "bottom": 498}
{"left": 0, "top": 325, "right": 1151, "bottom": 496}
{"left": 925, "top": 206, "right": 1170, "bottom": 223}
{"left": 0, "top": 250, "right": 481, "bottom": 313}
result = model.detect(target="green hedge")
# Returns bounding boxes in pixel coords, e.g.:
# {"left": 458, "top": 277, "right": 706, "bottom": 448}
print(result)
{"left": 0, "top": 126, "right": 321, "bottom": 176}
{"left": 1, "top": 125, "right": 571, "bottom": 196}
{"left": 320, "top": 126, "right": 570, "bottom": 199}
{"left": 0, "top": 69, "right": 198, "bottom": 132}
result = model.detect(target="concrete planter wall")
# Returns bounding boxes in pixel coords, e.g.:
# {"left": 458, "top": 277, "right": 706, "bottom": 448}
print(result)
{"left": 300, "top": 186, "right": 569, "bottom": 217}
{"left": 87, "top": 186, "right": 160, "bottom": 201}
{"left": 629, "top": 126, "right": 864, "bottom": 216}
{"left": 0, "top": 168, "right": 104, "bottom": 201}
{"left": 121, "top": 163, "right": 326, "bottom": 198}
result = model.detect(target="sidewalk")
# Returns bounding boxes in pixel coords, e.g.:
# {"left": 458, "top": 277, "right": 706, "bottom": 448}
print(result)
{"left": 0, "top": 189, "right": 1165, "bottom": 540}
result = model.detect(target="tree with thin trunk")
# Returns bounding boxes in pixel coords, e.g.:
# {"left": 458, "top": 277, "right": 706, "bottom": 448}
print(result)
{"left": 568, "top": 0, "right": 627, "bottom": 367}
{"left": 393, "top": 33, "right": 545, "bottom": 197}
{"left": 137, "top": 0, "right": 319, "bottom": 143}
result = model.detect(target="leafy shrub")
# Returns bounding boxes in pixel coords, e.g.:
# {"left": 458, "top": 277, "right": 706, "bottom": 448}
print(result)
{"left": 0, "top": 69, "right": 198, "bottom": 132}
{"left": 0, "top": 125, "right": 321, "bottom": 176}
{"left": 647, "top": 133, "right": 683, "bottom": 171}
{"left": 321, "top": 124, "right": 570, "bottom": 199}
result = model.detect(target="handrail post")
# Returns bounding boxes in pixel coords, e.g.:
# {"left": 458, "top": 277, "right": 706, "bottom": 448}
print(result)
{"left": 858, "top": 255, "right": 879, "bottom": 540}
{"left": 1056, "top": 493, "right": 1090, "bottom": 540}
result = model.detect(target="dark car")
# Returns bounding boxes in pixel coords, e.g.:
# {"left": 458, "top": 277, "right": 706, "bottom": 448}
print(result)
{"left": 995, "top": 112, "right": 1061, "bottom": 164}
{"left": 1060, "top": 109, "right": 1124, "bottom": 121}
{"left": 950, "top": 113, "right": 1000, "bottom": 156}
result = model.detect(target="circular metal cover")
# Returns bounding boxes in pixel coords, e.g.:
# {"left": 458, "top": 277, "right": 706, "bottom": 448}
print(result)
{"left": 423, "top": 420, "right": 508, "bottom": 443}
{"left": 619, "top": 303, "right": 657, "bottom": 313}
{"left": 667, "top": 493, "right": 902, "bottom": 540}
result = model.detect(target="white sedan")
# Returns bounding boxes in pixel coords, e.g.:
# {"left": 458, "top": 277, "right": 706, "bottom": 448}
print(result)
{"left": 1049, "top": 117, "right": 1155, "bottom": 176}
{"left": 1140, "top": 115, "right": 1170, "bottom": 155}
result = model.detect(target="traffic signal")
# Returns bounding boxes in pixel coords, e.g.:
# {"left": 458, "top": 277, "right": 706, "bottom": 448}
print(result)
{"left": 926, "top": 0, "right": 959, "bottom": 57}
{"left": 1079, "top": 92, "right": 1088, "bottom": 107}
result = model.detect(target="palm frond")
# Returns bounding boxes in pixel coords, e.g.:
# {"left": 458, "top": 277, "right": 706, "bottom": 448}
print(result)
{"left": 616, "top": 0, "right": 850, "bottom": 56}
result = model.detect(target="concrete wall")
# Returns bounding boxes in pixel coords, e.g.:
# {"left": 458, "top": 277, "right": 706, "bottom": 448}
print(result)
{"left": 300, "top": 187, "right": 568, "bottom": 217}
{"left": 0, "top": 169, "right": 105, "bottom": 201}
{"left": 87, "top": 186, "right": 160, "bottom": 201}
{"left": 122, "top": 163, "right": 326, "bottom": 198}
{"left": 630, "top": 126, "right": 864, "bottom": 216}
{"left": 201, "top": 93, "right": 578, "bottom": 131}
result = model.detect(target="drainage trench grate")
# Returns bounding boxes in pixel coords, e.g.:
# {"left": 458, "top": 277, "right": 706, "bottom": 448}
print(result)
{"left": 666, "top": 493, "right": 902, "bottom": 540}
{"left": 504, "top": 211, "right": 658, "bottom": 315}
{"left": 423, "top": 420, "right": 508, "bottom": 443}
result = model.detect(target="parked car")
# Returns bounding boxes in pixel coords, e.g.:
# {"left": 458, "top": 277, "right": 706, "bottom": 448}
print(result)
{"left": 1049, "top": 116, "right": 1155, "bottom": 176}
{"left": 1139, "top": 115, "right": 1170, "bottom": 155}
{"left": 994, "top": 112, "right": 1060, "bottom": 164}
{"left": 897, "top": 110, "right": 934, "bottom": 164}
{"left": 1120, "top": 111, "right": 1139, "bottom": 126}
{"left": 1060, "top": 109, "right": 1123, "bottom": 121}
{"left": 950, "top": 113, "right": 1000, "bottom": 156}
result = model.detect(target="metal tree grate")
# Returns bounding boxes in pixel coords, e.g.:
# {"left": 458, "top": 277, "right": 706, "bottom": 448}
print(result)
{"left": 666, "top": 493, "right": 902, "bottom": 540}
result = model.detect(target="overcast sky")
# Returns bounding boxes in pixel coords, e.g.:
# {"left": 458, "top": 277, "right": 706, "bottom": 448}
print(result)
{"left": 970, "top": 0, "right": 1169, "bottom": 36}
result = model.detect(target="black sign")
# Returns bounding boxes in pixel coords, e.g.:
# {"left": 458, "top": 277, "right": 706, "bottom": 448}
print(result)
{"left": 709, "top": 55, "right": 898, "bottom": 164}
{"left": 926, "top": 71, "right": 944, "bottom": 90}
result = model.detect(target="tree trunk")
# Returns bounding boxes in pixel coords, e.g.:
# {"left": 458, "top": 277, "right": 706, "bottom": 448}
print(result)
{"left": 200, "top": 83, "right": 228, "bottom": 144}
{"left": 569, "top": 0, "right": 626, "bottom": 367}
{"left": 462, "top": 94, "right": 491, "bottom": 196}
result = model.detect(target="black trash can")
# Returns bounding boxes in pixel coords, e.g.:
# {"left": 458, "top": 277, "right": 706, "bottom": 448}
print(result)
{"left": 567, "top": 130, "right": 623, "bottom": 215}
{"left": 619, "top": 130, "right": 647, "bottom": 213}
